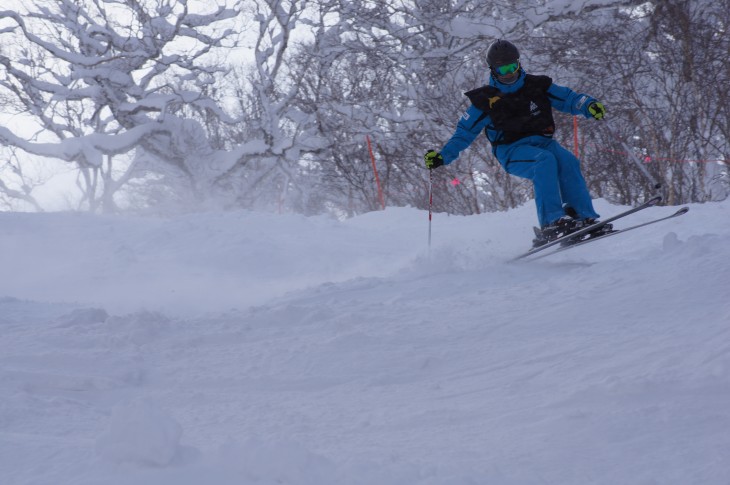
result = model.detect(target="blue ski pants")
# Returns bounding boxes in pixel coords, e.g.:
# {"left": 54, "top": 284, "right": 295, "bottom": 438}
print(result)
{"left": 496, "top": 136, "right": 599, "bottom": 227}
{"left": 495, "top": 136, "right": 599, "bottom": 227}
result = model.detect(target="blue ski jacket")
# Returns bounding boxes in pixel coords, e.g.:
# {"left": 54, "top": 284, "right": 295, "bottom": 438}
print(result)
{"left": 440, "top": 69, "right": 598, "bottom": 166}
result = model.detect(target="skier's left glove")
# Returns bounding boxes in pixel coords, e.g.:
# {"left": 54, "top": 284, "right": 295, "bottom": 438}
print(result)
{"left": 588, "top": 101, "right": 606, "bottom": 120}
{"left": 424, "top": 150, "right": 444, "bottom": 169}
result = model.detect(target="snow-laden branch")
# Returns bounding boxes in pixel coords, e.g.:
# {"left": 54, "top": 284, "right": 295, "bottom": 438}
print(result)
{"left": 0, "top": 123, "right": 176, "bottom": 168}
{"left": 523, "top": 0, "right": 647, "bottom": 27}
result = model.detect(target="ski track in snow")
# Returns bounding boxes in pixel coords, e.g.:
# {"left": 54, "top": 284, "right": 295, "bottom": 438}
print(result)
{"left": 1, "top": 199, "right": 729, "bottom": 484}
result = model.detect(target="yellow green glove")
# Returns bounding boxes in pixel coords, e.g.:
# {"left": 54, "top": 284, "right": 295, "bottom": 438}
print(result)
{"left": 588, "top": 101, "right": 605, "bottom": 120}
{"left": 424, "top": 150, "right": 444, "bottom": 169}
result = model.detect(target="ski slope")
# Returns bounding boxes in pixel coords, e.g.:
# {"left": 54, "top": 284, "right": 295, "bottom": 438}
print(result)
{"left": 1, "top": 198, "right": 729, "bottom": 485}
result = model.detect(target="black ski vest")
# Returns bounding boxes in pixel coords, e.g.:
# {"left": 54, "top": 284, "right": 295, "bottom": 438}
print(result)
{"left": 464, "top": 75, "right": 556, "bottom": 146}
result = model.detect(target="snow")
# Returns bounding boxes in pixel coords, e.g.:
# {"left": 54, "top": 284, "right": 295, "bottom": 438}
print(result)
{"left": 2, "top": 197, "right": 730, "bottom": 484}
{"left": 95, "top": 398, "right": 182, "bottom": 467}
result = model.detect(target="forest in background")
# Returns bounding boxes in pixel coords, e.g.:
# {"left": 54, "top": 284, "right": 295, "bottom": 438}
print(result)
{"left": 0, "top": 0, "right": 728, "bottom": 215}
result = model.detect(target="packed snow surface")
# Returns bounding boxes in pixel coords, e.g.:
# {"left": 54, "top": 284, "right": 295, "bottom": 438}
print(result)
{"left": 2, "top": 197, "right": 729, "bottom": 484}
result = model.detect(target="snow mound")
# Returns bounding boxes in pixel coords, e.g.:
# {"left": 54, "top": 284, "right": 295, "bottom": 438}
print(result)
{"left": 96, "top": 399, "right": 183, "bottom": 467}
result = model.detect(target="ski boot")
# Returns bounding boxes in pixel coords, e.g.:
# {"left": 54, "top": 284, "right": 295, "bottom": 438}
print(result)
{"left": 561, "top": 205, "right": 615, "bottom": 240}
{"left": 578, "top": 218, "right": 615, "bottom": 239}
{"left": 532, "top": 216, "right": 578, "bottom": 248}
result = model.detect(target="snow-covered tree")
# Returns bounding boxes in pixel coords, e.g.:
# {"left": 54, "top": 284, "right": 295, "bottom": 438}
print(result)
{"left": 3, "top": 0, "right": 721, "bottom": 215}
{"left": 0, "top": 0, "right": 242, "bottom": 211}
{"left": 291, "top": 0, "right": 653, "bottom": 215}
{"left": 212, "top": 0, "right": 329, "bottom": 213}
{"left": 532, "top": 0, "right": 730, "bottom": 204}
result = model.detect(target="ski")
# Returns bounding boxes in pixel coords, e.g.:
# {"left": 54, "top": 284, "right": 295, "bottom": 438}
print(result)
{"left": 510, "top": 195, "right": 663, "bottom": 261}
{"left": 529, "top": 206, "right": 689, "bottom": 260}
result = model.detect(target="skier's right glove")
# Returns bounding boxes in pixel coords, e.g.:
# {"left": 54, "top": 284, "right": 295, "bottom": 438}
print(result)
{"left": 424, "top": 150, "right": 444, "bottom": 169}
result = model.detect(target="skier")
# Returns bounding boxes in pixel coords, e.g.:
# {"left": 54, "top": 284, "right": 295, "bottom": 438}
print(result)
{"left": 424, "top": 39, "right": 610, "bottom": 247}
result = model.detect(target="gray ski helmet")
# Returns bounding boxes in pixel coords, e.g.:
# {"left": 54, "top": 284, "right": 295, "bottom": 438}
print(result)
{"left": 486, "top": 40, "right": 520, "bottom": 69}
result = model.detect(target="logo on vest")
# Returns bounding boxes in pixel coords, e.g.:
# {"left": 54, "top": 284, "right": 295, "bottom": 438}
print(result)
{"left": 529, "top": 101, "right": 541, "bottom": 116}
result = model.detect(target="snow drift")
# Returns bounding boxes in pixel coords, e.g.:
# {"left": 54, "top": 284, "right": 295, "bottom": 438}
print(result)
{"left": 1, "top": 198, "right": 729, "bottom": 484}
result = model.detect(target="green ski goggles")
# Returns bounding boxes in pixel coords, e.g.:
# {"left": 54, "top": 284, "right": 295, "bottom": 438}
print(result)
{"left": 494, "top": 61, "right": 520, "bottom": 76}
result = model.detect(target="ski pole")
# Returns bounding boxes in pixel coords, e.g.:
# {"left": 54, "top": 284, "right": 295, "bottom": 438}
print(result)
{"left": 605, "top": 119, "right": 662, "bottom": 192}
{"left": 620, "top": 139, "right": 663, "bottom": 192}
{"left": 428, "top": 168, "right": 433, "bottom": 252}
